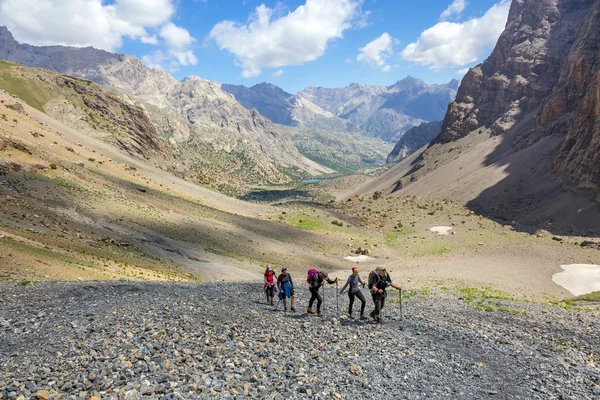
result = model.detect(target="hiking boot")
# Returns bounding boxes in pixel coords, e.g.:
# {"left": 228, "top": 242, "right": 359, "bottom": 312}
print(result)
{"left": 369, "top": 310, "right": 376, "bottom": 321}
{"left": 348, "top": 313, "right": 354, "bottom": 319}
{"left": 360, "top": 314, "right": 367, "bottom": 320}
{"left": 377, "top": 317, "right": 383, "bottom": 324}
{"left": 307, "top": 307, "right": 315, "bottom": 314}
{"left": 316, "top": 311, "right": 322, "bottom": 317}
{"left": 291, "top": 307, "right": 296, "bottom": 312}
{"left": 284, "top": 306, "right": 287, "bottom": 312}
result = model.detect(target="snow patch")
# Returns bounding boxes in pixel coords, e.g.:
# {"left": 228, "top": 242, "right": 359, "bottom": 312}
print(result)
{"left": 552, "top": 264, "right": 600, "bottom": 296}
{"left": 429, "top": 226, "right": 453, "bottom": 236}
{"left": 344, "top": 255, "right": 374, "bottom": 263}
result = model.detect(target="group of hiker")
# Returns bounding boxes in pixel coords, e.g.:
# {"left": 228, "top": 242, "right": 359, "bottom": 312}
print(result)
{"left": 263, "top": 265, "right": 401, "bottom": 323}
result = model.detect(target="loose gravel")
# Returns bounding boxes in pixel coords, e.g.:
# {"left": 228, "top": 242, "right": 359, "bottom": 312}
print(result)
{"left": 1, "top": 281, "right": 599, "bottom": 399}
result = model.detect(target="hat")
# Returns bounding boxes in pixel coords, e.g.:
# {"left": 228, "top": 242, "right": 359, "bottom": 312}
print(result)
{"left": 282, "top": 267, "right": 287, "bottom": 272}
{"left": 352, "top": 267, "right": 359, "bottom": 273}
{"left": 267, "top": 265, "right": 272, "bottom": 271}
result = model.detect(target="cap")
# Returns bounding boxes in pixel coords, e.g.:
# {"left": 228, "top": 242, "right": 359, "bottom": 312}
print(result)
{"left": 282, "top": 267, "right": 287, "bottom": 272}
{"left": 267, "top": 265, "right": 272, "bottom": 271}
{"left": 352, "top": 267, "right": 359, "bottom": 273}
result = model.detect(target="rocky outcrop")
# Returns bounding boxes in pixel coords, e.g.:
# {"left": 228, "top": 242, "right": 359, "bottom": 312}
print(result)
{"left": 439, "top": 0, "right": 599, "bottom": 193}
{"left": 387, "top": 121, "right": 442, "bottom": 164}
{"left": 299, "top": 77, "right": 456, "bottom": 142}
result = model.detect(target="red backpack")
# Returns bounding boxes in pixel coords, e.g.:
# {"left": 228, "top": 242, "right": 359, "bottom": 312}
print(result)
{"left": 307, "top": 269, "right": 319, "bottom": 286}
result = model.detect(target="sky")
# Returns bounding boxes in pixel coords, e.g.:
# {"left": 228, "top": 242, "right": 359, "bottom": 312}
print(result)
{"left": 0, "top": 0, "right": 512, "bottom": 94}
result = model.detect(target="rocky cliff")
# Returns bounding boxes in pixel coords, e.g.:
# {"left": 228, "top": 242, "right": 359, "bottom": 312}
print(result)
{"left": 387, "top": 121, "right": 442, "bottom": 164}
{"left": 439, "top": 0, "right": 599, "bottom": 193}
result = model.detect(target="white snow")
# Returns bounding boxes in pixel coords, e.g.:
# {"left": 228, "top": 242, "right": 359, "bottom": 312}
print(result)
{"left": 429, "top": 226, "right": 453, "bottom": 236}
{"left": 552, "top": 264, "right": 600, "bottom": 296}
{"left": 344, "top": 255, "right": 374, "bottom": 263}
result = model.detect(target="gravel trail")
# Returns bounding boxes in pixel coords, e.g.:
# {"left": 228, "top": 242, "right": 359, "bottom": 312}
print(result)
{"left": 1, "top": 281, "right": 599, "bottom": 399}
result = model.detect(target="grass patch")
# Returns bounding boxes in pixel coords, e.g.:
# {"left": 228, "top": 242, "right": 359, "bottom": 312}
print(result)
{"left": 284, "top": 215, "right": 327, "bottom": 231}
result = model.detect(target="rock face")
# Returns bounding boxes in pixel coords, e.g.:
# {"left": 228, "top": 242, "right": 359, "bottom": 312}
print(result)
{"left": 299, "top": 77, "right": 457, "bottom": 142}
{"left": 387, "top": 121, "right": 442, "bottom": 164}
{"left": 439, "top": 0, "right": 599, "bottom": 192}
{"left": 0, "top": 27, "right": 323, "bottom": 190}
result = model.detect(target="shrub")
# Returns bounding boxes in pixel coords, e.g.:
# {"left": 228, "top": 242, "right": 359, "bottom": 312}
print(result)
{"left": 88, "top": 158, "right": 96, "bottom": 162}
{"left": 331, "top": 220, "right": 344, "bottom": 227}
{"left": 49, "top": 163, "right": 57, "bottom": 170}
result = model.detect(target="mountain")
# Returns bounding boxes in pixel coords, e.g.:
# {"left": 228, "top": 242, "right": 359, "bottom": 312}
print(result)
{"left": 221, "top": 82, "right": 355, "bottom": 132}
{"left": 0, "top": 27, "right": 329, "bottom": 193}
{"left": 347, "top": 0, "right": 600, "bottom": 234}
{"left": 387, "top": 121, "right": 442, "bottom": 164}
{"left": 299, "top": 77, "right": 457, "bottom": 142}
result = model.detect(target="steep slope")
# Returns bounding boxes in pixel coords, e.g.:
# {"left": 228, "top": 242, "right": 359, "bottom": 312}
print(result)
{"left": 0, "top": 61, "right": 179, "bottom": 170}
{"left": 299, "top": 77, "right": 457, "bottom": 142}
{"left": 387, "top": 121, "right": 442, "bottom": 164}
{"left": 349, "top": 0, "right": 600, "bottom": 234}
{"left": 0, "top": 27, "right": 328, "bottom": 192}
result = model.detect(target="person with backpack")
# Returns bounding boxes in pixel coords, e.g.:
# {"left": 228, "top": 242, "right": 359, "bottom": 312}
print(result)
{"left": 264, "top": 264, "right": 277, "bottom": 305}
{"left": 337, "top": 267, "right": 367, "bottom": 319}
{"left": 368, "top": 266, "right": 401, "bottom": 323}
{"left": 306, "top": 270, "right": 336, "bottom": 317}
{"left": 277, "top": 268, "right": 296, "bottom": 312}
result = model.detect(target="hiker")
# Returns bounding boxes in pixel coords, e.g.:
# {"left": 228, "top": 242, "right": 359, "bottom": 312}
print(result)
{"left": 337, "top": 267, "right": 367, "bottom": 319}
{"left": 264, "top": 264, "right": 277, "bottom": 305}
{"left": 277, "top": 268, "right": 296, "bottom": 312}
{"left": 307, "top": 269, "right": 336, "bottom": 317}
{"left": 368, "top": 266, "right": 401, "bottom": 323}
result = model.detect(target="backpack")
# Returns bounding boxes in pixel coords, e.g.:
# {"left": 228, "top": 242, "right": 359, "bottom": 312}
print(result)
{"left": 307, "top": 269, "right": 319, "bottom": 286}
{"left": 368, "top": 271, "right": 378, "bottom": 290}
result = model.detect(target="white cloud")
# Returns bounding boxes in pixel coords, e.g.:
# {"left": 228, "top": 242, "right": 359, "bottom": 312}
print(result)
{"left": 160, "top": 23, "right": 194, "bottom": 50}
{"left": 440, "top": 0, "right": 468, "bottom": 21}
{"left": 271, "top": 69, "right": 284, "bottom": 77}
{"left": 140, "top": 35, "right": 159, "bottom": 45}
{"left": 401, "top": 0, "right": 510, "bottom": 70}
{"left": 209, "top": 0, "right": 362, "bottom": 78}
{"left": 357, "top": 32, "right": 394, "bottom": 72}
{"left": 0, "top": 0, "right": 196, "bottom": 69}
{"left": 456, "top": 67, "right": 470, "bottom": 77}
{"left": 345, "top": 58, "right": 352, "bottom": 63}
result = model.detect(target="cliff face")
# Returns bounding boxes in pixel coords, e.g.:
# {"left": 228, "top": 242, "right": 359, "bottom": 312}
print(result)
{"left": 439, "top": 0, "right": 599, "bottom": 193}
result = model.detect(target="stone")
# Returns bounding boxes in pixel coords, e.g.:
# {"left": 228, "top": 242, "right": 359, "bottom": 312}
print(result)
{"left": 35, "top": 391, "right": 51, "bottom": 400}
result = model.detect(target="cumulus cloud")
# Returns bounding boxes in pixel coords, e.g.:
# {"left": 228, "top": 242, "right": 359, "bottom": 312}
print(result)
{"left": 456, "top": 67, "right": 470, "bottom": 77}
{"left": 209, "top": 0, "right": 362, "bottom": 78}
{"left": 401, "top": 0, "right": 510, "bottom": 69}
{"left": 0, "top": 0, "right": 196, "bottom": 69}
{"left": 440, "top": 0, "right": 467, "bottom": 21}
{"left": 357, "top": 33, "right": 394, "bottom": 72}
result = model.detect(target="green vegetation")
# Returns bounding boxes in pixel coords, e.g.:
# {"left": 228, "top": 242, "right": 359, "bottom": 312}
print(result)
{"left": 49, "top": 163, "right": 57, "bottom": 170}
{"left": 0, "top": 61, "right": 53, "bottom": 111}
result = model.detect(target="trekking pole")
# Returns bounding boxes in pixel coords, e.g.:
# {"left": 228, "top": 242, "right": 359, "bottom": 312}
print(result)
{"left": 399, "top": 289, "right": 403, "bottom": 320}
{"left": 322, "top": 285, "right": 325, "bottom": 314}
{"left": 336, "top": 280, "right": 339, "bottom": 313}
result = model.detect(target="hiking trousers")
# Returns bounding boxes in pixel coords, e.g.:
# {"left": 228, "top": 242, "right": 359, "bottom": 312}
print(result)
{"left": 371, "top": 291, "right": 387, "bottom": 317}
{"left": 308, "top": 287, "right": 322, "bottom": 311}
{"left": 348, "top": 290, "right": 366, "bottom": 315}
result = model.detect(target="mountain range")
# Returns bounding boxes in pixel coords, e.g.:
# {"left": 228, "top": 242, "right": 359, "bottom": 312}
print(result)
{"left": 223, "top": 77, "right": 458, "bottom": 144}
{"left": 2, "top": 25, "right": 445, "bottom": 188}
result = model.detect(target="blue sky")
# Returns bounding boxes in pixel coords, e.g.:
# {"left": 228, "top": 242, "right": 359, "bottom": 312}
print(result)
{"left": 0, "top": 0, "right": 511, "bottom": 93}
